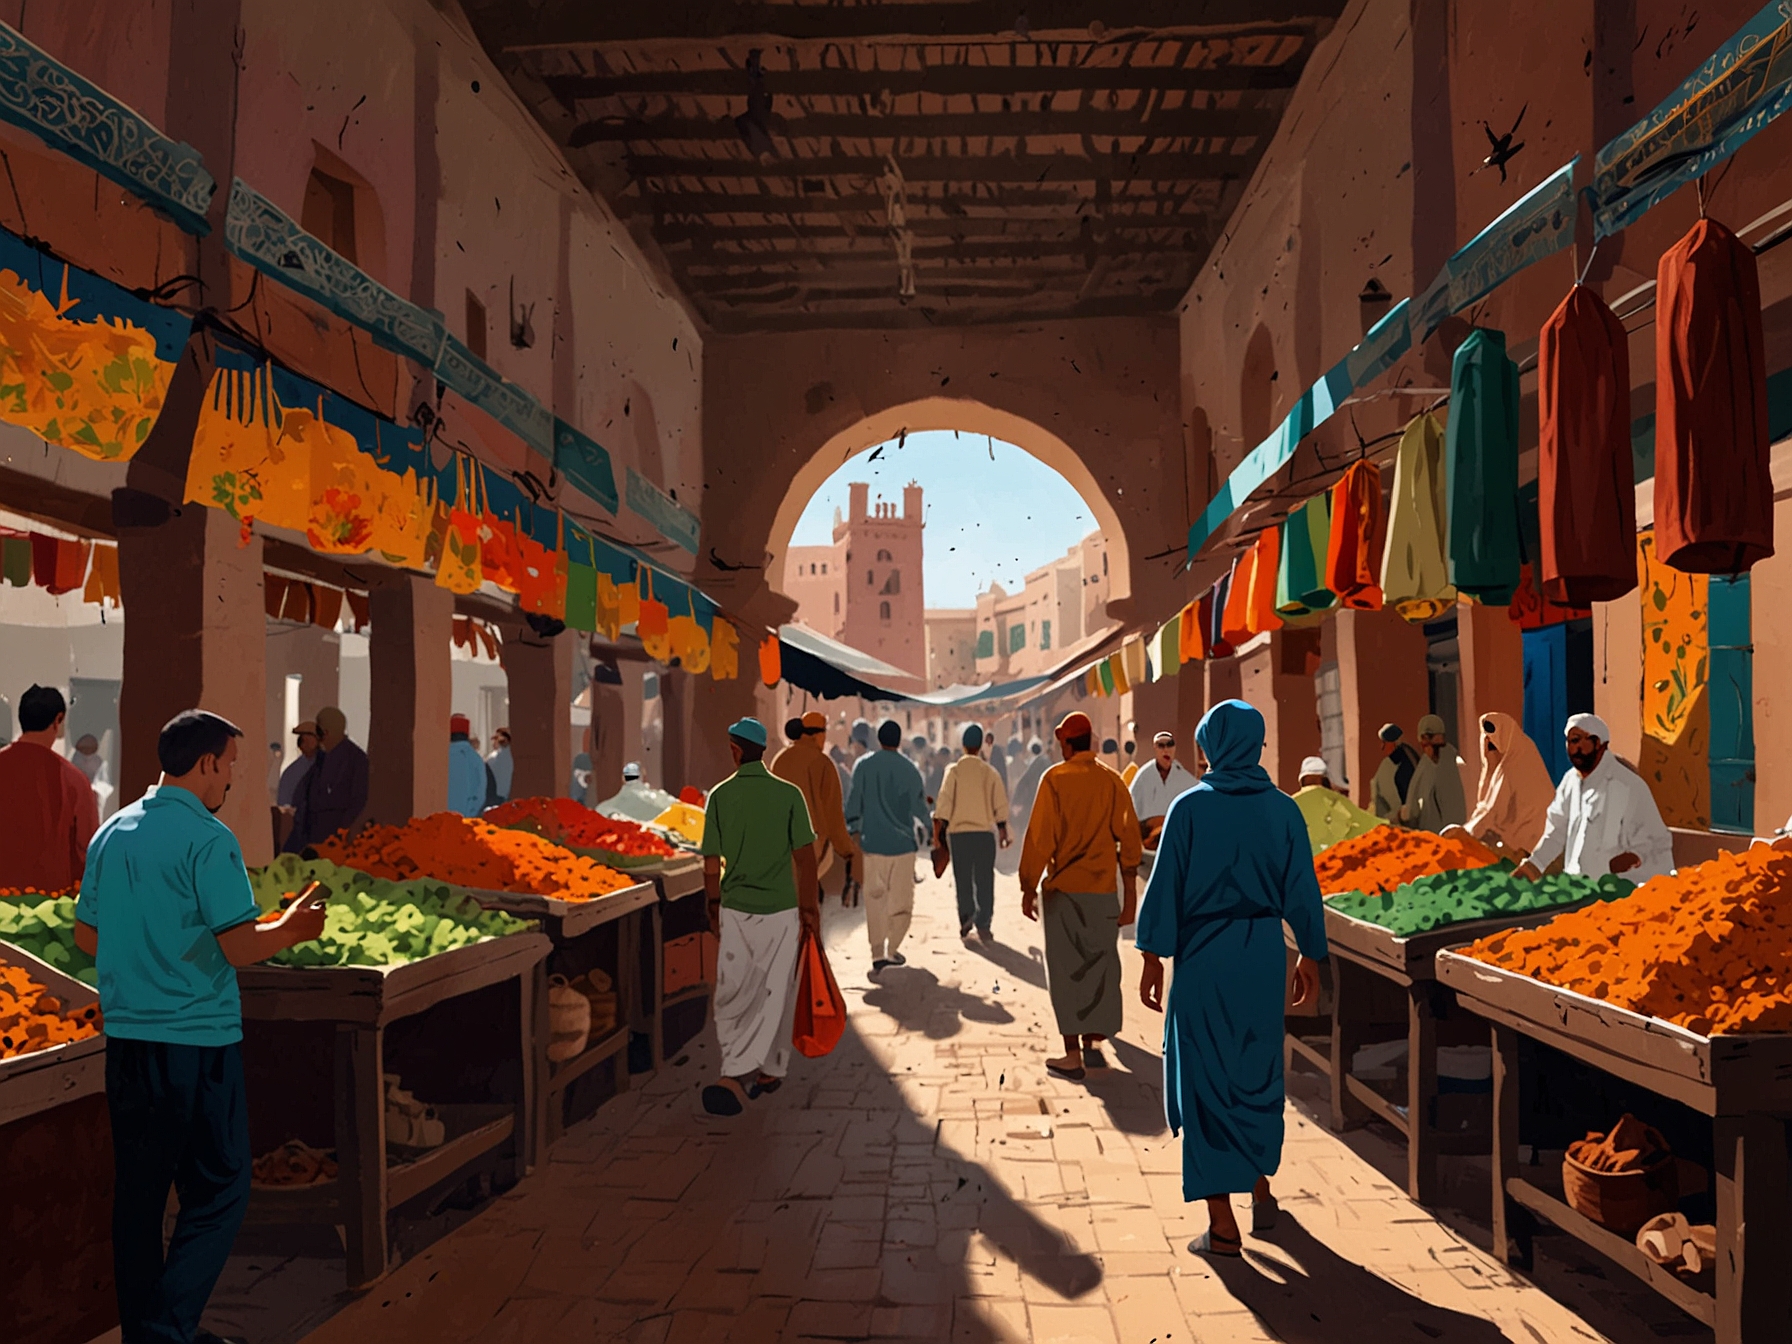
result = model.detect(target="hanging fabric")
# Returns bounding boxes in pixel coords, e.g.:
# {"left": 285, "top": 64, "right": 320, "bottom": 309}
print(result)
{"left": 1108, "top": 653, "right": 1130, "bottom": 697}
{"left": 1178, "top": 598, "right": 1205, "bottom": 664}
{"left": 1121, "top": 635, "right": 1147, "bottom": 686}
{"left": 345, "top": 590, "right": 370, "bottom": 632}
{"left": 758, "top": 634, "right": 781, "bottom": 686}
{"left": 310, "top": 586, "right": 344, "bottom": 631}
{"left": 637, "top": 570, "right": 672, "bottom": 661}
{"left": 1098, "top": 659, "right": 1117, "bottom": 695}
{"left": 1085, "top": 666, "right": 1103, "bottom": 695}
{"left": 1380, "top": 412, "right": 1457, "bottom": 622}
{"left": 1537, "top": 285, "right": 1638, "bottom": 604}
{"left": 45, "top": 538, "right": 90, "bottom": 594}
{"left": 1275, "top": 495, "right": 1335, "bottom": 617}
{"left": 1242, "top": 527, "right": 1283, "bottom": 636}
{"left": 1445, "top": 327, "right": 1523, "bottom": 605}
{"left": 565, "top": 558, "right": 598, "bottom": 632}
{"left": 1654, "top": 217, "right": 1773, "bottom": 573}
{"left": 434, "top": 455, "right": 485, "bottom": 594}
{"left": 1, "top": 530, "right": 29, "bottom": 586}
{"left": 1325, "top": 460, "right": 1386, "bottom": 609}
{"left": 1220, "top": 552, "right": 1253, "bottom": 647}
{"left": 710, "top": 618, "right": 739, "bottom": 680}
{"left": 82, "top": 543, "right": 120, "bottom": 607}
{"left": 1155, "top": 612, "right": 1181, "bottom": 678}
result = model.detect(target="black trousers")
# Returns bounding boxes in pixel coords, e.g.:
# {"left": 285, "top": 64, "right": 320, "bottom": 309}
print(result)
{"left": 949, "top": 831, "right": 997, "bottom": 932}
{"left": 106, "top": 1038, "right": 252, "bottom": 1344}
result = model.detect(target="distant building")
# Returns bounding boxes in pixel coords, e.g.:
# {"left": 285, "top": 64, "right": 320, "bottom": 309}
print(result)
{"left": 973, "top": 533, "right": 1113, "bottom": 681}
{"left": 924, "top": 610, "right": 978, "bottom": 689}
{"left": 783, "top": 480, "right": 925, "bottom": 680}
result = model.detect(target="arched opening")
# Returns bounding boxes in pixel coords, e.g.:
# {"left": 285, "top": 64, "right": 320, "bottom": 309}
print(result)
{"left": 1239, "top": 324, "right": 1278, "bottom": 449}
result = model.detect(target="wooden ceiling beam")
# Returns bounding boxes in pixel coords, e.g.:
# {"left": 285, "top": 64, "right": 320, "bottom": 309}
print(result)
{"left": 652, "top": 216, "right": 1209, "bottom": 243}
{"left": 567, "top": 104, "right": 1279, "bottom": 148}
{"left": 629, "top": 150, "right": 1251, "bottom": 183}
{"left": 621, "top": 187, "right": 1222, "bottom": 217}
{"left": 678, "top": 257, "right": 1192, "bottom": 291}
{"left": 540, "top": 58, "right": 1309, "bottom": 103}
{"left": 492, "top": 1, "right": 1343, "bottom": 48}
{"left": 671, "top": 237, "right": 1201, "bottom": 265}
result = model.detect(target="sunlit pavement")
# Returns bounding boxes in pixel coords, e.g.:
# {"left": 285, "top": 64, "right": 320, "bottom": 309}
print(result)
{"left": 286, "top": 866, "right": 1692, "bottom": 1344}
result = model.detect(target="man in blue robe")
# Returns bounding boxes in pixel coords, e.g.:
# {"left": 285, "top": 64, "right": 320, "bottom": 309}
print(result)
{"left": 1135, "top": 699, "right": 1328, "bottom": 1257}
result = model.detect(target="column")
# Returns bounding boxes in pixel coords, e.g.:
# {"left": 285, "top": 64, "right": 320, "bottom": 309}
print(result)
{"left": 588, "top": 666, "right": 627, "bottom": 805}
{"left": 1238, "top": 630, "right": 1323, "bottom": 792}
{"left": 1457, "top": 599, "right": 1525, "bottom": 731}
{"left": 365, "top": 574, "right": 454, "bottom": 825}
{"left": 501, "top": 628, "right": 572, "bottom": 801}
{"left": 683, "top": 664, "right": 758, "bottom": 793}
{"left": 1334, "top": 608, "right": 1430, "bottom": 810}
{"left": 118, "top": 505, "right": 271, "bottom": 863}
{"left": 1130, "top": 677, "right": 1178, "bottom": 748}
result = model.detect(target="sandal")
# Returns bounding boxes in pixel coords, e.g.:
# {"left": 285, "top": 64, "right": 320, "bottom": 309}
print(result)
{"left": 700, "top": 1079, "right": 754, "bottom": 1116}
{"left": 1188, "top": 1229, "right": 1243, "bottom": 1258}
{"left": 1046, "top": 1058, "right": 1087, "bottom": 1081}
{"left": 755, "top": 1075, "right": 783, "bottom": 1094}
{"left": 1252, "top": 1195, "right": 1280, "bottom": 1234}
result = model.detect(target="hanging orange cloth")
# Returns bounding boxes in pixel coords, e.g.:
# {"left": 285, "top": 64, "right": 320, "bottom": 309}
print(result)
{"left": 710, "top": 618, "right": 739, "bottom": 680}
{"left": 1178, "top": 598, "right": 1205, "bottom": 664}
{"left": 1243, "top": 527, "right": 1283, "bottom": 635}
{"left": 434, "top": 458, "right": 484, "bottom": 594}
{"left": 758, "top": 634, "right": 782, "bottom": 686}
{"left": 1325, "top": 460, "right": 1386, "bottom": 609}
{"left": 82, "top": 543, "right": 120, "bottom": 607}
{"left": 310, "top": 586, "right": 344, "bottom": 631}
{"left": 279, "top": 582, "right": 313, "bottom": 624}
{"left": 45, "top": 538, "right": 91, "bottom": 595}
{"left": 1220, "top": 553, "right": 1255, "bottom": 647}
{"left": 1654, "top": 217, "right": 1773, "bottom": 574}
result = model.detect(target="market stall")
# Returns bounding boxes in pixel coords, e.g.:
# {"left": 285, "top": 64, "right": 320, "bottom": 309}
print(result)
{"left": 1284, "top": 827, "right": 1629, "bottom": 1203}
{"left": 1436, "top": 842, "right": 1792, "bottom": 1341}
{"left": 650, "top": 853, "right": 711, "bottom": 1061}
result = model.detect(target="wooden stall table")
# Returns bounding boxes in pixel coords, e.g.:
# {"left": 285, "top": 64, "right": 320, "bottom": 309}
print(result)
{"left": 464, "top": 880, "right": 657, "bottom": 1141}
{"left": 0, "top": 944, "right": 115, "bottom": 1344}
{"left": 1437, "top": 950, "right": 1792, "bottom": 1342}
{"left": 1285, "top": 898, "right": 1603, "bottom": 1205}
{"left": 238, "top": 930, "right": 550, "bottom": 1289}
{"left": 644, "top": 855, "right": 709, "bottom": 1062}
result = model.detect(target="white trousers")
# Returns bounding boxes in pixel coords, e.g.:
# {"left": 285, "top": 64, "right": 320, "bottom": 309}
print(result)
{"left": 713, "top": 907, "right": 801, "bottom": 1079}
{"left": 860, "top": 851, "right": 916, "bottom": 959}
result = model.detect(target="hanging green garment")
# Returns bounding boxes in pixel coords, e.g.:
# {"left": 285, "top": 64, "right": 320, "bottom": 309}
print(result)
{"left": 1445, "top": 328, "right": 1523, "bottom": 605}
{"left": 1379, "top": 413, "right": 1457, "bottom": 622}
{"left": 1275, "top": 494, "right": 1336, "bottom": 617}
{"left": 1098, "top": 659, "right": 1115, "bottom": 695}
{"left": 1156, "top": 613, "right": 1181, "bottom": 678}
{"left": 1, "top": 535, "right": 29, "bottom": 586}
{"left": 564, "top": 561, "right": 598, "bottom": 631}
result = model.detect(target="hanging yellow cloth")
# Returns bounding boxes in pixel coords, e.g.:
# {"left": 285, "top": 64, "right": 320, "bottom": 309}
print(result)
{"left": 1379, "top": 413, "right": 1458, "bottom": 622}
{"left": 710, "top": 618, "right": 739, "bottom": 680}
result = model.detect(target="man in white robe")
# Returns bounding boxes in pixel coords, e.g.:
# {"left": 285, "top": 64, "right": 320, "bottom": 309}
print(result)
{"left": 1516, "top": 713, "right": 1674, "bottom": 884}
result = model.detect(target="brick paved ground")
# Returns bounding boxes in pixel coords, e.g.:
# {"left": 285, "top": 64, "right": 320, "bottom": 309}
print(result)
{"left": 276, "top": 867, "right": 1700, "bottom": 1344}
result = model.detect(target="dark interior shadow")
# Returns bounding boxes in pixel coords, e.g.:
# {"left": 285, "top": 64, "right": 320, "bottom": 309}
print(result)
{"left": 861, "top": 965, "right": 1014, "bottom": 1039}
{"left": 964, "top": 934, "right": 1049, "bottom": 989}
{"left": 1206, "top": 1212, "right": 1513, "bottom": 1343}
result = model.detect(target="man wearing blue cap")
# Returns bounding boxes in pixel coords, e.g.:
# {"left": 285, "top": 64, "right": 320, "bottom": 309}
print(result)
{"left": 932, "top": 723, "right": 1010, "bottom": 940}
{"left": 699, "top": 716, "right": 821, "bottom": 1115}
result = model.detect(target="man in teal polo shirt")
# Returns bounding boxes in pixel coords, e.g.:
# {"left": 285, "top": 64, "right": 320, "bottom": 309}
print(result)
{"left": 74, "top": 710, "right": 325, "bottom": 1344}
{"left": 699, "top": 716, "right": 820, "bottom": 1116}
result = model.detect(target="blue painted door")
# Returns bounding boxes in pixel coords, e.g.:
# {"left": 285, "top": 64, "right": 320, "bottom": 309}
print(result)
{"left": 1706, "top": 574, "right": 1754, "bottom": 833}
{"left": 1523, "top": 624, "right": 1569, "bottom": 785}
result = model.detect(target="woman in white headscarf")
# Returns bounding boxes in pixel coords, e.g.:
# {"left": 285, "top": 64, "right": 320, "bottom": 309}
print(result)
{"left": 1444, "top": 710, "right": 1555, "bottom": 857}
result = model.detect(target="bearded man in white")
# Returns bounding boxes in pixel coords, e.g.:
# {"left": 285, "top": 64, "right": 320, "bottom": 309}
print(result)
{"left": 1515, "top": 713, "right": 1674, "bottom": 885}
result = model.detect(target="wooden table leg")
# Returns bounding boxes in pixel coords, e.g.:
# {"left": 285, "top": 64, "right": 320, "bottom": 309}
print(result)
{"left": 1328, "top": 958, "right": 1372, "bottom": 1132}
{"left": 1407, "top": 981, "right": 1439, "bottom": 1205}
{"left": 1715, "top": 1112, "right": 1792, "bottom": 1343}
{"left": 335, "top": 1024, "right": 388, "bottom": 1289}
{"left": 648, "top": 901, "right": 666, "bottom": 1068}
{"left": 1490, "top": 1022, "right": 1532, "bottom": 1270}
{"left": 612, "top": 909, "right": 636, "bottom": 1094}
{"left": 518, "top": 961, "right": 546, "bottom": 1174}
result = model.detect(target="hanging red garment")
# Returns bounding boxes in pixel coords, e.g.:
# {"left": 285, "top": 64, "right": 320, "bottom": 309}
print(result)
{"left": 45, "top": 539, "right": 90, "bottom": 594}
{"left": 1654, "top": 218, "right": 1773, "bottom": 573}
{"left": 1538, "top": 285, "right": 1638, "bottom": 602}
{"left": 1507, "top": 562, "right": 1591, "bottom": 631}
{"left": 29, "top": 532, "right": 57, "bottom": 588}
{"left": 1324, "top": 460, "right": 1386, "bottom": 609}
{"left": 1220, "top": 551, "right": 1254, "bottom": 647}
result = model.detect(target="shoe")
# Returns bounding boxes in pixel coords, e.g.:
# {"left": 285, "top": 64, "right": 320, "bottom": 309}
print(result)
{"left": 1188, "top": 1229, "right": 1243, "bottom": 1258}
{"left": 1252, "top": 1195, "right": 1279, "bottom": 1234}
{"left": 961, "top": 922, "right": 975, "bottom": 938}
{"left": 887, "top": 952, "right": 906, "bottom": 966}
{"left": 755, "top": 1075, "right": 783, "bottom": 1094}
{"left": 977, "top": 928, "right": 993, "bottom": 943}
{"left": 1045, "top": 1058, "right": 1087, "bottom": 1082}
{"left": 870, "top": 958, "right": 892, "bottom": 973}
{"left": 1082, "top": 1046, "right": 1109, "bottom": 1070}
{"left": 700, "top": 1083, "right": 747, "bottom": 1116}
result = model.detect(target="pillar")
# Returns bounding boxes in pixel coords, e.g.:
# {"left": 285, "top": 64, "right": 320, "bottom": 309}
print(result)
{"left": 660, "top": 668, "right": 691, "bottom": 796}
{"left": 685, "top": 663, "right": 758, "bottom": 793}
{"left": 588, "top": 668, "right": 627, "bottom": 805}
{"left": 501, "top": 629, "right": 573, "bottom": 801}
{"left": 1335, "top": 608, "right": 1431, "bottom": 810}
{"left": 1593, "top": 594, "right": 1644, "bottom": 769}
{"left": 365, "top": 574, "right": 453, "bottom": 825}
{"left": 1131, "top": 677, "right": 1178, "bottom": 747}
{"left": 1237, "top": 630, "right": 1324, "bottom": 793}
{"left": 1747, "top": 502, "right": 1792, "bottom": 829}
{"left": 1457, "top": 599, "right": 1525, "bottom": 732}
{"left": 118, "top": 505, "right": 271, "bottom": 863}
{"left": 1174, "top": 660, "right": 1205, "bottom": 752}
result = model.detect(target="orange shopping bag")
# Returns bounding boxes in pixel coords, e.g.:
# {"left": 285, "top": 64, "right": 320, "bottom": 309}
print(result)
{"left": 792, "top": 926, "right": 846, "bottom": 1058}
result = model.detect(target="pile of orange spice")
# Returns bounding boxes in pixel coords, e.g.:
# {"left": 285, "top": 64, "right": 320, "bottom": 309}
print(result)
{"left": 316, "top": 813, "right": 636, "bottom": 902}
{"left": 1466, "top": 842, "right": 1792, "bottom": 1035}
{"left": 483, "top": 796, "right": 675, "bottom": 859}
{"left": 1313, "top": 827, "right": 1502, "bottom": 896}
{"left": 0, "top": 963, "right": 101, "bottom": 1061}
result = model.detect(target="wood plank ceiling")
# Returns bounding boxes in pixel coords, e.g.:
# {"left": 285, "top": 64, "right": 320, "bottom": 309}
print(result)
{"left": 464, "top": 2, "right": 1346, "bottom": 332}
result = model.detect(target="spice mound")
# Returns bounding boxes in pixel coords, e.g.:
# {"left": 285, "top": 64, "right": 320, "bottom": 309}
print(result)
{"left": 1313, "top": 827, "right": 1502, "bottom": 897}
{"left": 0, "top": 963, "right": 101, "bottom": 1060}
{"left": 1568, "top": 1113, "right": 1670, "bottom": 1174}
{"left": 484, "top": 796, "right": 676, "bottom": 862}
{"left": 1327, "top": 870, "right": 1631, "bottom": 937}
{"left": 316, "top": 813, "right": 636, "bottom": 901}
{"left": 253, "top": 1140, "right": 338, "bottom": 1187}
{"left": 1466, "top": 842, "right": 1792, "bottom": 1034}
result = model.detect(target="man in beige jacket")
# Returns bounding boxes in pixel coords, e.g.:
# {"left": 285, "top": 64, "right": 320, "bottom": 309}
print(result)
{"left": 932, "top": 723, "right": 1010, "bottom": 941}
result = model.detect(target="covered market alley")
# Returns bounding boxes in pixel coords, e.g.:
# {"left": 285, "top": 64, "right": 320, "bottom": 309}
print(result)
{"left": 2, "top": 0, "right": 1792, "bottom": 1342}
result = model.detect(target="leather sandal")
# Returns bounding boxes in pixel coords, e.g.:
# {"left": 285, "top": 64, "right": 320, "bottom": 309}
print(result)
{"left": 1252, "top": 1194, "right": 1280, "bottom": 1234}
{"left": 1188, "top": 1229, "right": 1243, "bottom": 1258}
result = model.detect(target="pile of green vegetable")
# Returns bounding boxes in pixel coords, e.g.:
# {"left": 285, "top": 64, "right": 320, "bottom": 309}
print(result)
{"left": 0, "top": 895, "right": 96, "bottom": 984}
{"left": 1325, "top": 869, "right": 1634, "bottom": 937}
{"left": 251, "top": 855, "right": 531, "bottom": 968}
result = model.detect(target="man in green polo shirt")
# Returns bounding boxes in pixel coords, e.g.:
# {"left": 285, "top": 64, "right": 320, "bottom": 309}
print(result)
{"left": 699, "top": 716, "right": 820, "bottom": 1116}
{"left": 74, "top": 709, "right": 326, "bottom": 1344}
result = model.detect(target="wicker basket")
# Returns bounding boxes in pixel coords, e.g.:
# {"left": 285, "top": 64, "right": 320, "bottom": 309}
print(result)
{"left": 1562, "top": 1149, "right": 1679, "bottom": 1237}
{"left": 547, "top": 975, "right": 592, "bottom": 1062}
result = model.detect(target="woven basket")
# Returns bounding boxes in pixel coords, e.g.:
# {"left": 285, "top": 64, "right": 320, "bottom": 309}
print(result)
{"left": 547, "top": 975, "right": 592, "bottom": 1062}
{"left": 1562, "top": 1149, "right": 1679, "bottom": 1237}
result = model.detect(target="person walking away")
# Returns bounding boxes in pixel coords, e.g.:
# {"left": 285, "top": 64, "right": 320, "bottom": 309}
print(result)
{"left": 447, "top": 714, "right": 489, "bottom": 817}
{"left": 933, "top": 723, "right": 1010, "bottom": 941}
{"left": 1019, "top": 711, "right": 1143, "bottom": 1080}
{"left": 1291, "top": 755, "right": 1383, "bottom": 856}
{"left": 1444, "top": 711, "right": 1555, "bottom": 857}
{"left": 1402, "top": 714, "right": 1468, "bottom": 831}
{"left": 1370, "top": 723, "right": 1420, "bottom": 823}
{"left": 486, "top": 727, "right": 514, "bottom": 804}
{"left": 1128, "top": 730, "right": 1199, "bottom": 848}
{"left": 1003, "top": 737, "right": 1049, "bottom": 876}
{"left": 283, "top": 707, "right": 368, "bottom": 852}
{"left": 1136, "top": 699, "right": 1328, "bottom": 1258}
{"left": 988, "top": 734, "right": 1010, "bottom": 792}
{"left": 699, "top": 717, "right": 820, "bottom": 1115}
{"left": 845, "top": 719, "right": 933, "bottom": 972}
{"left": 1515, "top": 713, "right": 1673, "bottom": 883}
{"left": 73, "top": 710, "right": 327, "bottom": 1342}
{"left": 72, "top": 732, "right": 107, "bottom": 785}
{"left": 0, "top": 684, "right": 99, "bottom": 891}
{"left": 772, "top": 710, "right": 858, "bottom": 897}
{"left": 924, "top": 744, "right": 949, "bottom": 805}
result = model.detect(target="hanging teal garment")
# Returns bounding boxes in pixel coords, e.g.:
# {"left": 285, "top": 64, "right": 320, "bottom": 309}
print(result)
{"left": 1446, "top": 328, "right": 1523, "bottom": 605}
{"left": 1275, "top": 495, "right": 1336, "bottom": 616}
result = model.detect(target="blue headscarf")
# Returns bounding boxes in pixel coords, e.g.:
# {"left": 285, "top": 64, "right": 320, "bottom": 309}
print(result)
{"left": 1194, "top": 699, "right": 1276, "bottom": 795}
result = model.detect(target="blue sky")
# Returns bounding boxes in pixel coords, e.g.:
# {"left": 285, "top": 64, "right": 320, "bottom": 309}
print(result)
{"left": 789, "top": 430, "right": 1095, "bottom": 609}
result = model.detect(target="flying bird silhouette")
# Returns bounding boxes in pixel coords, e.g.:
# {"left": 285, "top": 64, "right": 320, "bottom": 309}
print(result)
{"left": 1480, "top": 104, "right": 1527, "bottom": 182}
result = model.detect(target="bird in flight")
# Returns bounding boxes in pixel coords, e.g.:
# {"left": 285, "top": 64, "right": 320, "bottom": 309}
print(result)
{"left": 1480, "top": 104, "right": 1527, "bottom": 182}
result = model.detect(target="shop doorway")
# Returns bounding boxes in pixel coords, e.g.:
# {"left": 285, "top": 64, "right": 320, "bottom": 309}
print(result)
{"left": 1424, "top": 615, "right": 1462, "bottom": 754}
{"left": 1523, "top": 618, "right": 1595, "bottom": 784}
{"left": 67, "top": 676, "right": 120, "bottom": 814}
{"left": 1707, "top": 573, "right": 1754, "bottom": 834}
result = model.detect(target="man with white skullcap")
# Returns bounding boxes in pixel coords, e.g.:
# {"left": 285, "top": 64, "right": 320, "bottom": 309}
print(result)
{"left": 1128, "top": 730, "right": 1199, "bottom": 847}
{"left": 1516, "top": 712, "right": 1674, "bottom": 884}
{"left": 1291, "top": 754, "right": 1383, "bottom": 856}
